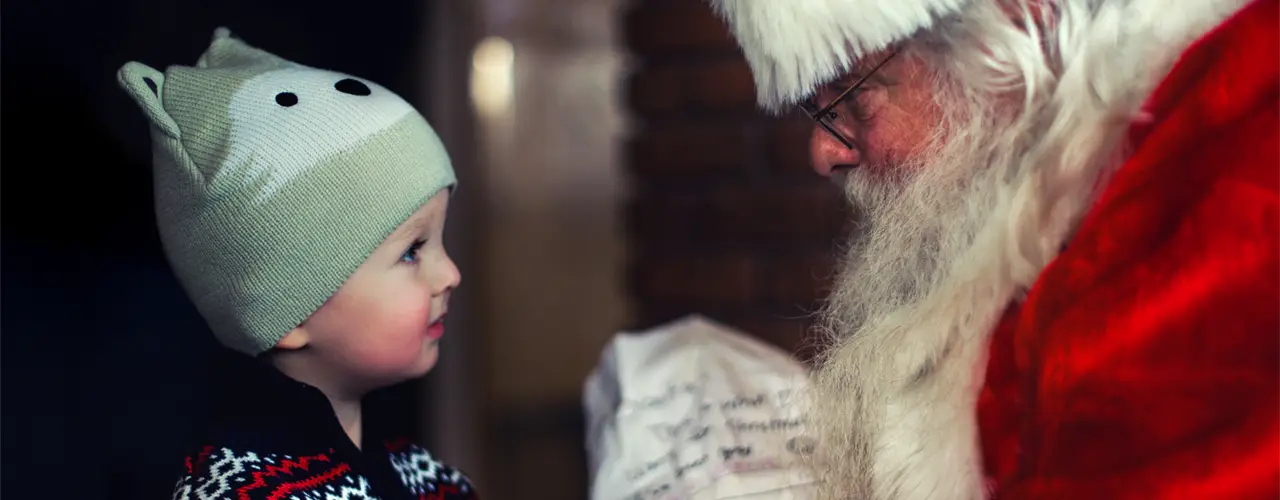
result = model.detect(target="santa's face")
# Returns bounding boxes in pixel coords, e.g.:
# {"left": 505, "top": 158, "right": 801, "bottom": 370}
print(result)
{"left": 808, "top": 50, "right": 944, "bottom": 184}
{"left": 808, "top": 45, "right": 1006, "bottom": 331}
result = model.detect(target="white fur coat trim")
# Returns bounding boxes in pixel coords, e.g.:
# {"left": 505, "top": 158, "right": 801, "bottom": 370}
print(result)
{"left": 708, "top": 0, "right": 970, "bottom": 112}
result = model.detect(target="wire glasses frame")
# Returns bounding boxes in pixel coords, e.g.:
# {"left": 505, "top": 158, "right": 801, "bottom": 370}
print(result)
{"left": 797, "top": 51, "right": 900, "bottom": 150}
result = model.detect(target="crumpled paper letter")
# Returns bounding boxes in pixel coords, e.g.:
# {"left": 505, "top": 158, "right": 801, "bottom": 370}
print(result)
{"left": 584, "top": 315, "right": 818, "bottom": 499}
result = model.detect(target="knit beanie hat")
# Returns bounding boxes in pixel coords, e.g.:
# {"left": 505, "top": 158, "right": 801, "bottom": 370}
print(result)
{"left": 116, "top": 27, "right": 456, "bottom": 355}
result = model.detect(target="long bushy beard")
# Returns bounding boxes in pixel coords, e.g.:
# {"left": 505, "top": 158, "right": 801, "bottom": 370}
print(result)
{"left": 824, "top": 52, "right": 1015, "bottom": 349}
{"left": 829, "top": 126, "right": 1001, "bottom": 340}
{"left": 804, "top": 56, "right": 1022, "bottom": 498}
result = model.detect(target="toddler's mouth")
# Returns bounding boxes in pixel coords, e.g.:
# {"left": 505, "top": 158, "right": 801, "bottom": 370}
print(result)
{"left": 426, "top": 314, "right": 446, "bottom": 339}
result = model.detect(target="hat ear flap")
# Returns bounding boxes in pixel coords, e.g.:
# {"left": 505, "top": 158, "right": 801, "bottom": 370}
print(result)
{"left": 117, "top": 61, "right": 181, "bottom": 139}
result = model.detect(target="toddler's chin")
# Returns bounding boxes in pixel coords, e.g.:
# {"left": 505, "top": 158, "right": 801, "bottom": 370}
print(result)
{"left": 354, "top": 344, "right": 440, "bottom": 389}
{"left": 406, "top": 341, "right": 440, "bottom": 377}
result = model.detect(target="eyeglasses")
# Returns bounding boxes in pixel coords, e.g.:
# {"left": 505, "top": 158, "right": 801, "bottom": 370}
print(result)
{"left": 797, "top": 51, "right": 899, "bottom": 150}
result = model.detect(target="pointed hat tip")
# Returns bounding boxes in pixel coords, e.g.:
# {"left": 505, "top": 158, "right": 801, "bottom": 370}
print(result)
{"left": 212, "top": 26, "right": 234, "bottom": 42}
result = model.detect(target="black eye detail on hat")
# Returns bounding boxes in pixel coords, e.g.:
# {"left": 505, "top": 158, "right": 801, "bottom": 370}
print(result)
{"left": 143, "top": 77, "right": 159, "bottom": 97}
{"left": 275, "top": 92, "right": 299, "bottom": 107}
{"left": 335, "top": 78, "right": 371, "bottom": 96}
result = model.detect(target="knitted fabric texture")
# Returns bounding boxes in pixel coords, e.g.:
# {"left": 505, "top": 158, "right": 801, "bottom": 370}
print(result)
{"left": 117, "top": 27, "right": 456, "bottom": 355}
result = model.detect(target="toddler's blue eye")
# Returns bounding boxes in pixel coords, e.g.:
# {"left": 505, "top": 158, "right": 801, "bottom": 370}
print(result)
{"left": 401, "top": 240, "right": 426, "bottom": 264}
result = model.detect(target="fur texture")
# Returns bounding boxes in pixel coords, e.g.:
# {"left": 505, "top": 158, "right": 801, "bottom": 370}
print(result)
{"left": 749, "top": 0, "right": 1257, "bottom": 498}
{"left": 708, "top": 0, "right": 971, "bottom": 112}
{"left": 982, "top": 1, "right": 1280, "bottom": 494}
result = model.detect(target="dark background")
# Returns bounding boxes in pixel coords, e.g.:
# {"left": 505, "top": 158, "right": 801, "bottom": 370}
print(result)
{"left": 2, "top": 1, "right": 848, "bottom": 497}
{"left": 2, "top": 1, "right": 436, "bottom": 497}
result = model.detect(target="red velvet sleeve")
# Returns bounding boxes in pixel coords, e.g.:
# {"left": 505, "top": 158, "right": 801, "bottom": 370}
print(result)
{"left": 993, "top": 0, "right": 1280, "bottom": 497}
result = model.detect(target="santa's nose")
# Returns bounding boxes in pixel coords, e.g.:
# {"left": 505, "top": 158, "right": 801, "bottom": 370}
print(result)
{"left": 809, "top": 125, "right": 859, "bottom": 177}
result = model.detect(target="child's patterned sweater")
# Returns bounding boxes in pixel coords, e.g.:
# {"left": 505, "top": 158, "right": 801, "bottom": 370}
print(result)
{"left": 173, "top": 349, "right": 477, "bottom": 500}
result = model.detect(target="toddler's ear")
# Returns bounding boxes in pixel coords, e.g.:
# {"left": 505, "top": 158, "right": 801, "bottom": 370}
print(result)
{"left": 116, "top": 61, "right": 181, "bottom": 139}
{"left": 275, "top": 327, "right": 311, "bottom": 351}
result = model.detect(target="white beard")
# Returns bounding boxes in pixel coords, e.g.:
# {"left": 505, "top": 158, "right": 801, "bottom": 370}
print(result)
{"left": 800, "top": 0, "right": 1248, "bottom": 498}
{"left": 809, "top": 95, "right": 1012, "bottom": 500}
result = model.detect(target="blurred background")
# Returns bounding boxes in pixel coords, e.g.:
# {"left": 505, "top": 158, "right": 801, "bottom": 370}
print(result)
{"left": 1, "top": 0, "right": 846, "bottom": 498}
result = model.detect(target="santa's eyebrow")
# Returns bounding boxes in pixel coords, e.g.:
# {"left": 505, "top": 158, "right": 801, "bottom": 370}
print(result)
{"left": 821, "top": 52, "right": 898, "bottom": 110}
{"left": 842, "top": 51, "right": 899, "bottom": 83}
{"left": 841, "top": 66, "right": 868, "bottom": 78}
{"left": 831, "top": 73, "right": 867, "bottom": 87}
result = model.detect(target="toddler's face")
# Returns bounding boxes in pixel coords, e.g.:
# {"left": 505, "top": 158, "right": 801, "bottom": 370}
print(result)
{"left": 289, "top": 190, "right": 460, "bottom": 392}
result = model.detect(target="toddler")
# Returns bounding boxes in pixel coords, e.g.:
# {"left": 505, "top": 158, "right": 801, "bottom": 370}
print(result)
{"left": 117, "top": 27, "right": 477, "bottom": 499}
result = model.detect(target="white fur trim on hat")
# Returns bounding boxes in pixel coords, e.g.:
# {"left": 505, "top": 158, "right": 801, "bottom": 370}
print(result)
{"left": 709, "top": 0, "right": 971, "bottom": 112}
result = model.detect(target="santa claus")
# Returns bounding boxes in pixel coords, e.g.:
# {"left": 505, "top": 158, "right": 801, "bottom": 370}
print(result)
{"left": 709, "top": 0, "right": 1278, "bottom": 498}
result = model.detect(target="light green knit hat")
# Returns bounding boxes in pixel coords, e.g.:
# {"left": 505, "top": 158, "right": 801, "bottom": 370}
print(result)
{"left": 117, "top": 27, "right": 456, "bottom": 355}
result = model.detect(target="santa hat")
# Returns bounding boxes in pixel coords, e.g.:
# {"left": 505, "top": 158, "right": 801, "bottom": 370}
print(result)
{"left": 709, "top": 0, "right": 970, "bottom": 112}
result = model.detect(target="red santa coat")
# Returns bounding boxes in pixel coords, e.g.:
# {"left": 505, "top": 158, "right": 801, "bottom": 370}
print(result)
{"left": 978, "top": 0, "right": 1279, "bottom": 497}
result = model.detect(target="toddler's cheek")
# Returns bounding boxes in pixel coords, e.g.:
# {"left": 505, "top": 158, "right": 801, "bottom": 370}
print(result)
{"left": 368, "top": 300, "right": 434, "bottom": 360}
{"left": 384, "top": 297, "right": 433, "bottom": 338}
